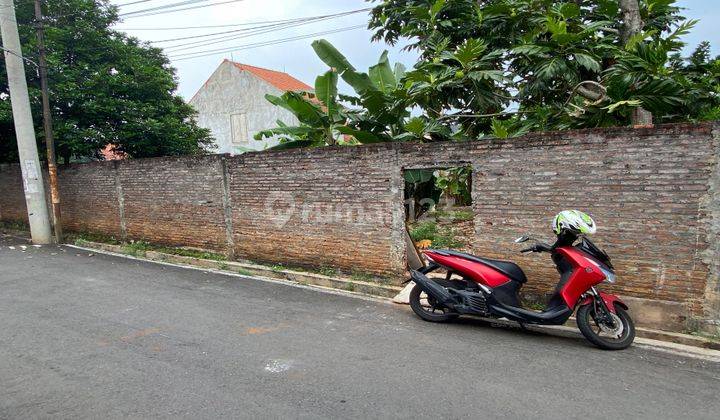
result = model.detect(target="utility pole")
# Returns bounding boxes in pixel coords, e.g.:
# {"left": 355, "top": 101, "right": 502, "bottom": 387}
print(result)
{"left": 0, "top": 0, "right": 52, "bottom": 244}
{"left": 34, "top": 0, "right": 62, "bottom": 242}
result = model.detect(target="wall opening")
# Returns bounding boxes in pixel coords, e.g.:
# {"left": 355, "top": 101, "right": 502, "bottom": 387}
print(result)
{"left": 230, "top": 112, "right": 249, "bottom": 144}
{"left": 403, "top": 166, "right": 474, "bottom": 261}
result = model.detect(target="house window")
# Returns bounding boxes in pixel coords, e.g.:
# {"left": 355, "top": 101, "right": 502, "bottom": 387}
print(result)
{"left": 230, "top": 113, "right": 249, "bottom": 144}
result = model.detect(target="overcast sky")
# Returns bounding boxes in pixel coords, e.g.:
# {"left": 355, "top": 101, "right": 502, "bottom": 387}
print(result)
{"left": 110, "top": 0, "right": 719, "bottom": 99}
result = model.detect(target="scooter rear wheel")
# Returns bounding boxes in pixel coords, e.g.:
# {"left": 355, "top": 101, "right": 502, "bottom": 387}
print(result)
{"left": 577, "top": 304, "right": 635, "bottom": 350}
{"left": 409, "top": 283, "right": 459, "bottom": 323}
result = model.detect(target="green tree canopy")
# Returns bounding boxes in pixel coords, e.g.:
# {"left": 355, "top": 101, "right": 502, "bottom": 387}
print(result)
{"left": 262, "top": 1, "right": 717, "bottom": 146}
{"left": 0, "top": 0, "right": 213, "bottom": 164}
{"left": 368, "top": 0, "right": 719, "bottom": 136}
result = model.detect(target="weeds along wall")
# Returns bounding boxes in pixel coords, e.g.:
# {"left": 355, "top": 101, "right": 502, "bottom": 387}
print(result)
{"left": 1, "top": 122, "right": 718, "bottom": 332}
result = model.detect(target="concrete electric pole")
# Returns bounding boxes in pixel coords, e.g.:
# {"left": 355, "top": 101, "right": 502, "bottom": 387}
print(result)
{"left": 0, "top": 0, "right": 52, "bottom": 244}
{"left": 34, "top": 0, "right": 62, "bottom": 242}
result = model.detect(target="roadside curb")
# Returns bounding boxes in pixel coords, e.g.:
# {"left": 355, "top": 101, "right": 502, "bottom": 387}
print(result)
{"left": 633, "top": 327, "right": 720, "bottom": 351}
{"left": 71, "top": 240, "right": 402, "bottom": 299}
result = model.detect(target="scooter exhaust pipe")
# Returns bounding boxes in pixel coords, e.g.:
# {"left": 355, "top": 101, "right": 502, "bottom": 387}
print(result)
{"left": 410, "top": 270, "right": 456, "bottom": 308}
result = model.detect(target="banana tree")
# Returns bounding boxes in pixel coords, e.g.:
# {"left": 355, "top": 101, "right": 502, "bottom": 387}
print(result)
{"left": 311, "top": 39, "right": 413, "bottom": 140}
{"left": 256, "top": 57, "right": 396, "bottom": 148}
{"left": 258, "top": 39, "right": 454, "bottom": 148}
{"left": 254, "top": 70, "right": 352, "bottom": 148}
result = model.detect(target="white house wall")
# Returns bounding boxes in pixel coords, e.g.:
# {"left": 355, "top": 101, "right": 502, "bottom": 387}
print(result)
{"left": 189, "top": 61, "right": 302, "bottom": 154}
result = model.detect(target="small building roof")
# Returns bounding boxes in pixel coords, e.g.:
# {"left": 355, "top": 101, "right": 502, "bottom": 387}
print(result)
{"left": 228, "top": 60, "right": 312, "bottom": 92}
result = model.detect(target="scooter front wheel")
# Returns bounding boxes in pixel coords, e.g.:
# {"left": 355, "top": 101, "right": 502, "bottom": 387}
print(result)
{"left": 577, "top": 304, "right": 635, "bottom": 350}
{"left": 409, "top": 283, "right": 459, "bottom": 323}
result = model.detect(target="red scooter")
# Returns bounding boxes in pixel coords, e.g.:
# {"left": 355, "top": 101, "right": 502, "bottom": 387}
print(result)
{"left": 408, "top": 231, "right": 635, "bottom": 350}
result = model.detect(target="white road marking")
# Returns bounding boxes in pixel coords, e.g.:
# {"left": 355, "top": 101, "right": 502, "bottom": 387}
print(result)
{"left": 264, "top": 360, "right": 292, "bottom": 373}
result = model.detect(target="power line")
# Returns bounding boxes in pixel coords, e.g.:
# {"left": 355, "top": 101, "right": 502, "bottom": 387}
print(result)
{"left": 157, "top": 10, "right": 368, "bottom": 52}
{"left": 88, "top": 7, "right": 362, "bottom": 53}
{"left": 168, "top": 25, "right": 365, "bottom": 61}
{"left": 122, "top": 0, "right": 246, "bottom": 19}
{"left": 0, "top": 45, "right": 39, "bottom": 67}
{"left": 42, "top": 3, "right": 126, "bottom": 22}
{"left": 37, "top": 1, "right": 235, "bottom": 26}
{"left": 161, "top": 19, "right": 340, "bottom": 52}
{"left": 134, "top": 8, "right": 370, "bottom": 40}
{"left": 116, "top": 16, "right": 333, "bottom": 31}
{"left": 119, "top": 0, "right": 210, "bottom": 16}
{"left": 156, "top": 19, "right": 331, "bottom": 45}
{"left": 116, "top": 0, "right": 158, "bottom": 6}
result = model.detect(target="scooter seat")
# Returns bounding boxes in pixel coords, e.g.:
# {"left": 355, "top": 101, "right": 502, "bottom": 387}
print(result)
{"left": 435, "top": 250, "right": 528, "bottom": 284}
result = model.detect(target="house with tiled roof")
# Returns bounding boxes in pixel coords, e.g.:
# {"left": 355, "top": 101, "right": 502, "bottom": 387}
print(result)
{"left": 189, "top": 60, "right": 312, "bottom": 154}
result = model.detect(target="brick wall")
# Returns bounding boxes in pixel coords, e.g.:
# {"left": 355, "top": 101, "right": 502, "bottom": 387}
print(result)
{"left": 116, "top": 155, "right": 228, "bottom": 251}
{"left": 58, "top": 161, "right": 122, "bottom": 237}
{"left": 227, "top": 145, "right": 402, "bottom": 271}
{"left": 1, "top": 122, "right": 718, "bottom": 330}
{"left": 0, "top": 164, "right": 27, "bottom": 223}
{"left": 394, "top": 124, "right": 719, "bottom": 311}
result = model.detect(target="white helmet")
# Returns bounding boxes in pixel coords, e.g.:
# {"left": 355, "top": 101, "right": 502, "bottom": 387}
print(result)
{"left": 552, "top": 210, "right": 596, "bottom": 235}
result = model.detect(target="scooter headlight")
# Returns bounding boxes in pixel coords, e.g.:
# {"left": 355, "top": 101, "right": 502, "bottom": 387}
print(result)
{"left": 600, "top": 267, "right": 616, "bottom": 284}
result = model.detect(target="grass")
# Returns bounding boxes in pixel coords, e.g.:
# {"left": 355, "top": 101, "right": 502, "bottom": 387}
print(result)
{"left": 134, "top": 243, "right": 226, "bottom": 261}
{"left": 688, "top": 331, "right": 720, "bottom": 342}
{"left": 50, "top": 228, "right": 397, "bottom": 286}
{"left": 683, "top": 320, "right": 720, "bottom": 342}
{"left": 317, "top": 266, "right": 338, "bottom": 277}
{"left": 520, "top": 292, "right": 548, "bottom": 311}
{"left": 256, "top": 262, "right": 396, "bottom": 286}
{"left": 0, "top": 220, "right": 29, "bottom": 231}
{"left": 236, "top": 268, "right": 253, "bottom": 276}
{"left": 160, "top": 247, "right": 225, "bottom": 261}
{"left": 72, "top": 233, "right": 227, "bottom": 262}
{"left": 432, "top": 209, "right": 474, "bottom": 222}
{"left": 349, "top": 270, "right": 395, "bottom": 285}
{"left": 449, "top": 209, "right": 474, "bottom": 221}
{"left": 122, "top": 240, "right": 151, "bottom": 257}
{"left": 67, "top": 231, "right": 122, "bottom": 245}
{"left": 524, "top": 301, "right": 546, "bottom": 311}
{"left": 350, "top": 270, "right": 374, "bottom": 282}
{"left": 409, "top": 221, "right": 465, "bottom": 249}
{"left": 265, "top": 262, "right": 336, "bottom": 277}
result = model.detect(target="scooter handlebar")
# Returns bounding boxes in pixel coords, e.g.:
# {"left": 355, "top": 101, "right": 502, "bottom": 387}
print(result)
{"left": 520, "top": 243, "right": 553, "bottom": 253}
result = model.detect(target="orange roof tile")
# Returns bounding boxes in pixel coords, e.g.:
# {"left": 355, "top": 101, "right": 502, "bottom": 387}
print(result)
{"left": 101, "top": 144, "right": 126, "bottom": 160}
{"left": 228, "top": 60, "right": 312, "bottom": 92}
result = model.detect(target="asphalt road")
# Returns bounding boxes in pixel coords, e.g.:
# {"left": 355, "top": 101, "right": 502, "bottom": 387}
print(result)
{"left": 1, "top": 235, "right": 719, "bottom": 419}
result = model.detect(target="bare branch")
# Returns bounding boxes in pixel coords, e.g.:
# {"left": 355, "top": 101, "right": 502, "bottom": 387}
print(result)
{"left": 437, "top": 110, "right": 532, "bottom": 120}
{"left": 600, "top": 27, "right": 620, "bottom": 35}
{"left": 564, "top": 81, "right": 608, "bottom": 107}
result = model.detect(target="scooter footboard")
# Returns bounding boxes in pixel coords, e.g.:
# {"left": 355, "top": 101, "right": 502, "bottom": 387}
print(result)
{"left": 409, "top": 270, "right": 455, "bottom": 307}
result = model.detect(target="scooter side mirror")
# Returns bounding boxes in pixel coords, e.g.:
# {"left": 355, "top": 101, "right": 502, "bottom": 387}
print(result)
{"left": 514, "top": 235, "right": 530, "bottom": 243}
